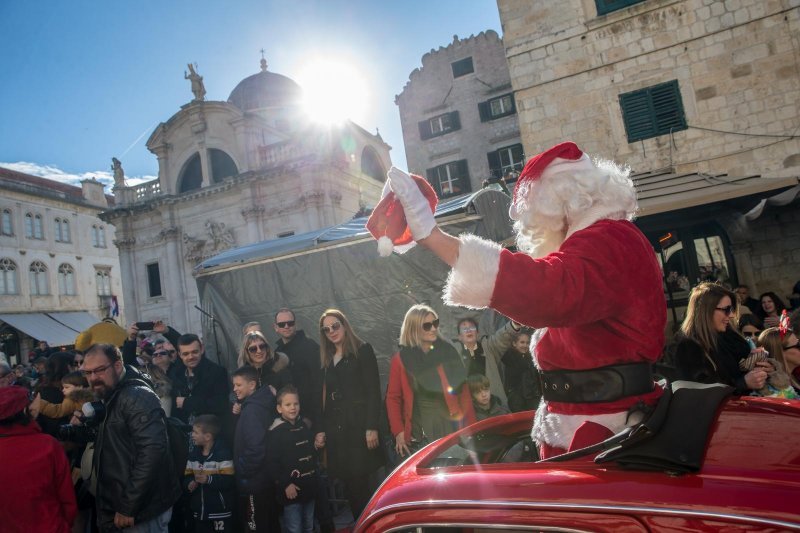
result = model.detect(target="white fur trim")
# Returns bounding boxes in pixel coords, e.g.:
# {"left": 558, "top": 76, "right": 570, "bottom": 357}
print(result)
{"left": 443, "top": 234, "right": 502, "bottom": 309}
{"left": 532, "top": 405, "right": 645, "bottom": 450}
{"left": 377, "top": 236, "right": 394, "bottom": 257}
{"left": 540, "top": 152, "right": 595, "bottom": 181}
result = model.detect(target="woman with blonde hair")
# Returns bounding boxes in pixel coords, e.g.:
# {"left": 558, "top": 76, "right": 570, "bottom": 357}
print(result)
{"left": 313, "top": 308, "right": 382, "bottom": 521}
{"left": 674, "top": 282, "right": 767, "bottom": 393}
{"left": 236, "top": 331, "right": 291, "bottom": 392}
{"left": 758, "top": 327, "right": 800, "bottom": 395}
{"left": 386, "top": 304, "right": 475, "bottom": 461}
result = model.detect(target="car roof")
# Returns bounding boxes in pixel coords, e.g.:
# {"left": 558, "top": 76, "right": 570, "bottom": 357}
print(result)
{"left": 359, "top": 397, "right": 800, "bottom": 531}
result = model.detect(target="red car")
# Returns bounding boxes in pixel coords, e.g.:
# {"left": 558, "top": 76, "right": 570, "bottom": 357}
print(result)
{"left": 356, "top": 396, "right": 800, "bottom": 532}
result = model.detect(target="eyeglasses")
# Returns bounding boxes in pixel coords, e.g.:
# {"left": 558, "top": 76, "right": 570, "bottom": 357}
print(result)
{"left": 715, "top": 305, "right": 736, "bottom": 315}
{"left": 784, "top": 341, "right": 800, "bottom": 351}
{"left": 247, "top": 343, "right": 269, "bottom": 354}
{"left": 276, "top": 321, "right": 296, "bottom": 329}
{"left": 460, "top": 326, "right": 477, "bottom": 333}
{"left": 321, "top": 322, "right": 342, "bottom": 335}
{"left": 742, "top": 331, "right": 761, "bottom": 338}
{"left": 422, "top": 319, "right": 440, "bottom": 332}
{"left": 153, "top": 351, "right": 169, "bottom": 358}
{"left": 81, "top": 363, "right": 113, "bottom": 377}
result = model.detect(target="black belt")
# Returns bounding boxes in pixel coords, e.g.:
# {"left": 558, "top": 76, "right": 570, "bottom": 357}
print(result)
{"left": 540, "top": 362, "right": 654, "bottom": 404}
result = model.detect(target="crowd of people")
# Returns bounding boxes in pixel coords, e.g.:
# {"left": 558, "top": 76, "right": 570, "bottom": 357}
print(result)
{"left": 0, "top": 304, "right": 541, "bottom": 533}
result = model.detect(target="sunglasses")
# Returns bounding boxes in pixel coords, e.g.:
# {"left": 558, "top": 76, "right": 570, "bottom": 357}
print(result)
{"left": 422, "top": 319, "right": 440, "bottom": 332}
{"left": 247, "top": 343, "right": 269, "bottom": 354}
{"left": 715, "top": 305, "right": 736, "bottom": 315}
{"left": 153, "top": 351, "right": 169, "bottom": 357}
{"left": 321, "top": 321, "right": 342, "bottom": 335}
{"left": 460, "top": 326, "right": 477, "bottom": 334}
{"left": 742, "top": 331, "right": 761, "bottom": 338}
{"left": 276, "top": 321, "right": 296, "bottom": 329}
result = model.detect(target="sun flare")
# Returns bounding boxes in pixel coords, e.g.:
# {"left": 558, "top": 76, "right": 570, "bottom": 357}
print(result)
{"left": 296, "top": 58, "right": 370, "bottom": 125}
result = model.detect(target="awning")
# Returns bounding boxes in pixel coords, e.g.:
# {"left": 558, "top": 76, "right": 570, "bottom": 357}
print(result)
{"left": 0, "top": 313, "right": 80, "bottom": 347}
{"left": 46, "top": 311, "right": 101, "bottom": 333}
{"left": 634, "top": 171, "right": 799, "bottom": 217}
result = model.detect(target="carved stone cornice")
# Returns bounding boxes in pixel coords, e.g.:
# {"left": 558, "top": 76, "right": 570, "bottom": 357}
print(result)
{"left": 241, "top": 206, "right": 265, "bottom": 221}
{"left": 114, "top": 237, "right": 137, "bottom": 250}
{"left": 157, "top": 226, "right": 181, "bottom": 242}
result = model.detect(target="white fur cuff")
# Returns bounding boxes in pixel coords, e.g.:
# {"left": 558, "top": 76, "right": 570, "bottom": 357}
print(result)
{"left": 443, "top": 234, "right": 502, "bottom": 309}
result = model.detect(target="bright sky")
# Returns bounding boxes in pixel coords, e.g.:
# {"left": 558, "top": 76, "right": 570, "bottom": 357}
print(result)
{"left": 0, "top": 1, "right": 501, "bottom": 189}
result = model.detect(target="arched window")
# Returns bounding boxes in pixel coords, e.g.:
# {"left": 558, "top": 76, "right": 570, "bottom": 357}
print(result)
{"left": 209, "top": 149, "right": 238, "bottom": 183}
{"left": 58, "top": 263, "right": 76, "bottom": 296}
{"left": 361, "top": 146, "right": 386, "bottom": 182}
{"left": 33, "top": 214, "right": 43, "bottom": 239}
{"left": 54, "top": 217, "right": 71, "bottom": 243}
{"left": 1, "top": 209, "right": 13, "bottom": 236}
{"left": 0, "top": 258, "right": 18, "bottom": 295}
{"left": 178, "top": 153, "right": 203, "bottom": 193}
{"left": 92, "top": 225, "right": 106, "bottom": 248}
{"left": 29, "top": 261, "right": 49, "bottom": 295}
{"left": 24, "top": 213, "right": 33, "bottom": 238}
{"left": 95, "top": 268, "right": 111, "bottom": 296}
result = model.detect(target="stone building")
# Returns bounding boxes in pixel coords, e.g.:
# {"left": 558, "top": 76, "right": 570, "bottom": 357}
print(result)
{"left": 396, "top": 30, "right": 524, "bottom": 198}
{"left": 101, "top": 59, "right": 390, "bottom": 341}
{"left": 497, "top": 0, "right": 800, "bottom": 324}
{"left": 0, "top": 169, "right": 123, "bottom": 364}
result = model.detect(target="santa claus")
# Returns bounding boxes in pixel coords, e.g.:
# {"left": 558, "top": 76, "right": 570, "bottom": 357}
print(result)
{"left": 369, "top": 141, "right": 666, "bottom": 458}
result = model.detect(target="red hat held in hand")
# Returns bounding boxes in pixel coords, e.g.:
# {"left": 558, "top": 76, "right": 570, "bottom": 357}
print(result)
{"left": 366, "top": 173, "right": 438, "bottom": 256}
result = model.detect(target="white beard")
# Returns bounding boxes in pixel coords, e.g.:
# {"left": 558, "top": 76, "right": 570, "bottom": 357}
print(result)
{"left": 516, "top": 225, "right": 566, "bottom": 259}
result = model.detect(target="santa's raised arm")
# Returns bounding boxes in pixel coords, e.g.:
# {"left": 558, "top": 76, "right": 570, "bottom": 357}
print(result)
{"left": 371, "top": 142, "right": 666, "bottom": 458}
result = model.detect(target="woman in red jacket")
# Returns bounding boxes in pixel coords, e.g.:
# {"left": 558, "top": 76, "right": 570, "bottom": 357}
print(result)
{"left": 386, "top": 304, "right": 475, "bottom": 459}
{"left": 0, "top": 386, "right": 77, "bottom": 533}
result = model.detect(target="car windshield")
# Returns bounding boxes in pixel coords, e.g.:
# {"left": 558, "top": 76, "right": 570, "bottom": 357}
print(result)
{"left": 418, "top": 426, "right": 539, "bottom": 469}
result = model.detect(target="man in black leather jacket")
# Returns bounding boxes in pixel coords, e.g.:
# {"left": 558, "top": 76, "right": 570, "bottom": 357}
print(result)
{"left": 77, "top": 343, "right": 181, "bottom": 532}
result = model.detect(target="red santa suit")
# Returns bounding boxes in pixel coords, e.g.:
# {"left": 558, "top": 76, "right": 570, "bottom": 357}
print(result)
{"left": 443, "top": 143, "right": 666, "bottom": 457}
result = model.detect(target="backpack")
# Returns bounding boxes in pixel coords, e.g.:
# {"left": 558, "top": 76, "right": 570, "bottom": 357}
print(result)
{"left": 165, "top": 416, "right": 191, "bottom": 477}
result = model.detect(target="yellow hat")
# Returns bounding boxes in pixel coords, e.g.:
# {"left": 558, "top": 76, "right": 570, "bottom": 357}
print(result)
{"left": 75, "top": 322, "right": 127, "bottom": 352}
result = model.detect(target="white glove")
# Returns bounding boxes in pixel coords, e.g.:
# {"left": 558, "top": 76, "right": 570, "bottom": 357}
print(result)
{"left": 387, "top": 166, "right": 435, "bottom": 240}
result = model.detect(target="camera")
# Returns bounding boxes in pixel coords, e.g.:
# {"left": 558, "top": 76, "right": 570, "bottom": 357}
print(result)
{"left": 58, "top": 401, "right": 106, "bottom": 441}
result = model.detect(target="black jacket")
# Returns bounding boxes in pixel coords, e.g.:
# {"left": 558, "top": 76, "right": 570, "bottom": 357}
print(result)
{"left": 183, "top": 440, "right": 235, "bottom": 521}
{"left": 92, "top": 366, "right": 182, "bottom": 531}
{"left": 250, "top": 352, "right": 293, "bottom": 392}
{"left": 267, "top": 416, "right": 318, "bottom": 505}
{"left": 276, "top": 330, "right": 321, "bottom": 423}
{"left": 673, "top": 329, "right": 751, "bottom": 394}
{"left": 170, "top": 356, "right": 230, "bottom": 423}
{"left": 233, "top": 383, "right": 276, "bottom": 494}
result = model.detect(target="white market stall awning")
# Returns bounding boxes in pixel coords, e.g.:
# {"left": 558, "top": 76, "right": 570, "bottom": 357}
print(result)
{"left": 0, "top": 313, "right": 80, "bottom": 347}
{"left": 46, "top": 311, "right": 101, "bottom": 333}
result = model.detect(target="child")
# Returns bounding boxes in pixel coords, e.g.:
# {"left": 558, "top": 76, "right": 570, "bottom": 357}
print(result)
{"left": 232, "top": 365, "right": 278, "bottom": 532}
{"left": 184, "top": 414, "right": 235, "bottom": 532}
{"left": 267, "top": 385, "right": 318, "bottom": 533}
{"left": 468, "top": 374, "right": 509, "bottom": 421}
{"left": 31, "top": 370, "right": 95, "bottom": 419}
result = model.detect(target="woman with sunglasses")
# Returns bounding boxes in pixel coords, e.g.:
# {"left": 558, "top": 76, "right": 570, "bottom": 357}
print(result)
{"left": 738, "top": 314, "right": 763, "bottom": 341}
{"left": 314, "top": 309, "right": 383, "bottom": 522}
{"left": 758, "top": 327, "right": 800, "bottom": 395}
{"left": 386, "top": 304, "right": 475, "bottom": 462}
{"left": 674, "top": 282, "right": 768, "bottom": 393}
{"left": 236, "top": 331, "right": 292, "bottom": 401}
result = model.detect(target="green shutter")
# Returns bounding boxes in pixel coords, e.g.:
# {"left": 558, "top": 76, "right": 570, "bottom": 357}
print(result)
{"left": 596, "top": 0, "right": 646, "bottom": 16}
{"left": 487, "top": 150, "right": 501, "bottom": 178}
{"left": 478, "top": 101, "right": 491, "bottom": 122}
{"left": 619, "top": 80, "right": 687, "bottom": 143}
{"left": 449, "top": 111, "right": 461, "bottom": 131}
{"left": 418, "top": 120, "right": 433, "bottom": 141}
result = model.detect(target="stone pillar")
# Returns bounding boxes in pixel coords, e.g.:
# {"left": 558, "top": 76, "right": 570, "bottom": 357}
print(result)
{"left": 241, "top": 206, "right": 265, "bottom": 242}
{"left": 730, "top": 242, "right": 758, "bottom": 294}
{"left": 159, "top": 226, "right": 188, "bottom": 333}
{"left": 151, "top": 142, "right": 170, "bottom": 194}
{"left": 115, "top": 237, "right": 138, "bottom": 322}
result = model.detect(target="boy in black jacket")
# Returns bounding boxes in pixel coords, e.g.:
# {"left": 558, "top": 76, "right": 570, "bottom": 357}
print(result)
{"left": 268, "top": 385, "right": 318, "bottom": 533}
{"left": 184, "top": 414, "right": 235, "bottom": 532}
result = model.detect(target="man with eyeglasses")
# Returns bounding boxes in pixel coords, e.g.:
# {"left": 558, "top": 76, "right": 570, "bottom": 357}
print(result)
{"left": 73, "top": 343, "right": 181, "bottom": 532}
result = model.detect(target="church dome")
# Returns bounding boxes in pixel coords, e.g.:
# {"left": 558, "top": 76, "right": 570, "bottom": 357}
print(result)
{"left": 228, "top": 60, "right": 303, "bottom": 111}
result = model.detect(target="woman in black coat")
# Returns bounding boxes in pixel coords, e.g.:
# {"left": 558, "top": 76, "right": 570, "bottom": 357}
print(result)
{"left": 313, "top": 309, "right": 383, "bottom": 521}
{"left": 674, "top": 282, "right": 768, "bottom": 394}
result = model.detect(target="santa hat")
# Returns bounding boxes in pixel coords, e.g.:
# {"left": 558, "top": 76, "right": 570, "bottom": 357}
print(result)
{"left": 0, "top": 386, "right": 30, "bottom": 420}
{"left": 510, "top": 141, "right": 595, "bottom": 219}
{"left": 75, "top": 321, "right": 127, "bottom": 352}
{"left": 366, "top": 174, "right": 438, "bottom": 256}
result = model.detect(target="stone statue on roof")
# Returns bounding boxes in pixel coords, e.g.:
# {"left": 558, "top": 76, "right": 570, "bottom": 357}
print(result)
{"left": 111, "top": 157, "right": 125, "bottom": 187}
{"left": 184, "top": 63, "right": 206, "bottom": 102}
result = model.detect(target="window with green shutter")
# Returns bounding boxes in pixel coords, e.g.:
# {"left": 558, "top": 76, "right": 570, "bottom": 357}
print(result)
{"left": 479, "top": 93, "right": 517, "bottom": 122}
{"left": 595, "top": 0, "right": 646, "bottom": 16}
{"left": 619, "top": 80, "right": 687, "bottom": 143}
{"left": 418, "top": 111, "right": 461, "bottom": 140}
{"left": 426, "top": 160, "right": 471, "bottom": 198}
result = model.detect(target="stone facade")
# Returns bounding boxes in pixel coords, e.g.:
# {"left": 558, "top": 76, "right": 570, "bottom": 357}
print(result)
{"left": 396, "top": 30, "right": 523, "bottom": 196}
{"left": 0, "top": 170, "right": 124, "bottom": 360}
{"left": 102, "top": 63, "right": 390, "bottom": 339}
{"left": 497, "top": 0, "right": 800, "bottom": 311}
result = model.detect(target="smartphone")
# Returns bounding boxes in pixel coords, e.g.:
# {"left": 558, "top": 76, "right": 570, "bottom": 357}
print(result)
{"left": 135, "top": 321, "right": 155, "bottom": 331}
